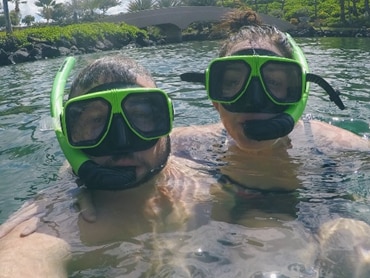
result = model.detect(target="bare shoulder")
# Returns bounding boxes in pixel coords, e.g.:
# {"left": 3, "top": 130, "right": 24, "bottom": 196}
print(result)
{"left": 171, "top": 123, "right": 224, "bottom": 139}
{"left": 171, "top": 123, "right": 224, "bottom": 159}
{"left": 318, "top": 218, "right": 370, "bottom": 275}
{"left": 293, "top": 119, "right": 370, "bottom": 151}
{"left": 0, "top": 219, "right": 70, "bottom": 278}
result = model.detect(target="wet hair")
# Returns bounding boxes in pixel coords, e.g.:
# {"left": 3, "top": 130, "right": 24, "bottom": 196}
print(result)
{"left": 69, "top": 55, "right": 156, "bottom": 99}
{"left": 216, "top": 9, "right": 293, "bottom": 58}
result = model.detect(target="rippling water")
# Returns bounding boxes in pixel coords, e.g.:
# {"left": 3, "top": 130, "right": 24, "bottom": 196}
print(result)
{"left": 1, "top": 37, "right": 370, "bottom": 277}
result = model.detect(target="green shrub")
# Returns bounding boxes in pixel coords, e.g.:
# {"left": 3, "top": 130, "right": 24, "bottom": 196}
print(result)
{"left": 0, "top": 22, "right": 149, "bottom": 51}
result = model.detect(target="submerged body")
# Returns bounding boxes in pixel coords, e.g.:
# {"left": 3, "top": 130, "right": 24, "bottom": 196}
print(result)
{"left": 0, "top": 155, "right": 215, "bottom": 277}
{"left": 2, "top": 12, "right": 370, "bottom": 277}
{"left": 2, "top": 147, "right": 370, "bottom": 277}
{"left": 171, "top": 119, "right": 370, "bottom": 192}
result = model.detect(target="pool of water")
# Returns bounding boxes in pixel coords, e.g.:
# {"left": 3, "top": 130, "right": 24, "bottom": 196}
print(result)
{"left": 1, "top": 38, "right": 370, "bottom": 277}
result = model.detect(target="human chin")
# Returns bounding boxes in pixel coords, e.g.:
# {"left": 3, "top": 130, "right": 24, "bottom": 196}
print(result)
{"left": 236, "top": 137, "right": 277, "bottom": 152}
{"left": 134, "top": 137, "right": 171, "bottom": 181}
{"left": 232, "top": 128, "right": 277, "bottom": 151}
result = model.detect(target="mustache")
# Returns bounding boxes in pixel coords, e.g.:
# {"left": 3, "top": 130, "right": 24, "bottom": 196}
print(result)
{"left": 110, "top": 153, "right": 135, "bottom": 161}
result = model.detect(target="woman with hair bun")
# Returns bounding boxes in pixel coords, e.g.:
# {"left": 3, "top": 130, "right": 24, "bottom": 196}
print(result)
{"left": 174, "top": 9, "right": 370, "bottom": 276}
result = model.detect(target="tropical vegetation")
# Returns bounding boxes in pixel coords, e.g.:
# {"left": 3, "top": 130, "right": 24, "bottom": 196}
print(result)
{"left": 0, "top": 0, "right": 369, "bottom": 52}
{"left": 0, "top": 21, "right": 148, "bottom": 52}
{"left": 0, "top": 0, "right": 369, "bottom": 33}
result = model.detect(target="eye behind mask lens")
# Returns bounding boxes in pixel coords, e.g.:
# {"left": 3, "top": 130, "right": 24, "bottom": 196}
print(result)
{"left": 65, "top": 98, "right": 111, "bottom": 147}
{"left": 209, "top": 60, "right": 250, "bottom": 102}
{"left": 122, "top": 93, "right": 171, "bottom": 138}
{"left": 82, "top": 115, "right": 158, "bottom": 157}
{"left": 261, "top": 61, "right": 303, "bottom": 103}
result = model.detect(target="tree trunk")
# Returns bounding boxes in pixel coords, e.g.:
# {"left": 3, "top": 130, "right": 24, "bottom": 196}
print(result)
{"left": 2, "top": 0, "right": 13, "bottom": 34}
{"left": 339, "top": 0, "right": 346, "bottom": 23}
{"left": 365, "top": 0, "right": 370, "bottom": 15}
{"left": 351, "top": 0, "right": 358, "bottom": 17}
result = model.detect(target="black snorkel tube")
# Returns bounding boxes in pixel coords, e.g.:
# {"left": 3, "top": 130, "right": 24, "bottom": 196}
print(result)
{"left": 51, "top": 57, "right": 137, "bottom": 190}
{"left": 306, "top": 73, "right": 345, "bottom": 110}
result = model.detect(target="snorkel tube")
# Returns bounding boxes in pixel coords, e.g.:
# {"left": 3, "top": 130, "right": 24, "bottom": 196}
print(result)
{"left": 51, "top": 57, "right": 136, "bottom": 190}
{"left": 51, "top": 57, "right": 89, "bottom": 173}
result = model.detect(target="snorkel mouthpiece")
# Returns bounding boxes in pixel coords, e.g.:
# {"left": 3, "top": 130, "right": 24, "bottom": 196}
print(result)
{"left": 78, "top": 161, "right": 137, "bottom": 191}
{"left": 243, "top": 114, "right": 295, "bottom": 141}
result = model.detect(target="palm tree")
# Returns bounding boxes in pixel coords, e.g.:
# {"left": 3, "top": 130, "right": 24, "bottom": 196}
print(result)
{"left": 127, "top": 0, "right": 155, "bottom": 12}
{"left": 98, "top": 0, "right": 121, "bottom": 14}
{"left": 35, "top": 0, "right": 57, "bottom": 23}
{"left": 13, "top": 0, "right": 26, "bottom": 26}
{"left": 22, "top": 14, "right": 35, "bottom": 26}
{"left": 155, "top": 0, "right": 182, "bottom": 8}
{"left": 1, "top": 0, "right": 26, "bottom": 33}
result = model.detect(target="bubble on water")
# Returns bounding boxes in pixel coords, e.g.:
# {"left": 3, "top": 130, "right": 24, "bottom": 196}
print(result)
{"left": 39, "top": 116, "right": 54, "bottom": 131}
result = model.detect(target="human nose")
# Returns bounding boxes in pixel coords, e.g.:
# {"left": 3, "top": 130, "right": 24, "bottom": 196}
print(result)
{"left": 244, "top": 77, "right": 266, "bottom": 108}
{"left": 108, "top": 114, "right": 130, "bottom": 149}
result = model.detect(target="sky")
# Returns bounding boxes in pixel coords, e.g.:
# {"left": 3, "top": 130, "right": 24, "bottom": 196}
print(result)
{"left": 6, "top": 0, "right": 129, "bottom": 21}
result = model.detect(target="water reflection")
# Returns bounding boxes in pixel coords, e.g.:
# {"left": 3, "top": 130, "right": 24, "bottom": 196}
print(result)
{"left": 1, "top": 38, "right": 370, "bottom": 276}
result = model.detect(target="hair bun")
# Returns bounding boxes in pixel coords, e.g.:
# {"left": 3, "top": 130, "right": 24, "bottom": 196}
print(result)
{"left": 220, "top": 9, "right": 262, "bottom": 33}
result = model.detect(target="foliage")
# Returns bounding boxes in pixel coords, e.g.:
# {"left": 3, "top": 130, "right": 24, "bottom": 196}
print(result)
{"left": 34, "top": 0, "right": 122, "bottom": 24}
{"left": 1, "top": 0, "right": 369, "bottom": 31}
{"left": 181, "top": 0, "right": 217, "bottom": 6}
{"left": 249, "top": 0, "right": 369, "bottom": 27}
{"left": 154, "top": 0, "right": 183, "bottom": 8}
{"left": 127, "top": 0, "right": 155, "bottom": 12}
{"left": 35, "top": 0, "right": 57, "bottom": 23}
{"left": 0, "top": 22, "right": 148, "bottom": 50}
{"left": 217, "top": 0, "right": 246, "bottom": 9}
{"left": 21, "top": 15, "right": 35, "bottom": 26}
{"left": 50, "top": 3, "right": 72, "bottom": 24}
{"left": 98, "top": 0, "right": 121, "bottom": 14}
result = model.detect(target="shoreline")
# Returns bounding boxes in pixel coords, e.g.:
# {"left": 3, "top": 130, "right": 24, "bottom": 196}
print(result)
{"left": 0, "top": 26, "right": 369, "bottom": 68}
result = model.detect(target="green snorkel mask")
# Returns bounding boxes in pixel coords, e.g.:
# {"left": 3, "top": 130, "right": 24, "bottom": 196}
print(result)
{"left": 51, "top": 57, "right": 174, "bottom": 190}
{"left": 180, "top": 34, "right": 345, "bottom": 141}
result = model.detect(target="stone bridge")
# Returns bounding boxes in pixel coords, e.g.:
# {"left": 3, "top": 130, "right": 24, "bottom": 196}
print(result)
{"left": 104, "top": 6, "right": 294, "bottom": 43}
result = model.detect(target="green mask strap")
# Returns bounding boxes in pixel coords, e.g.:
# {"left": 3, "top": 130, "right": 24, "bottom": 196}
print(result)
{"left": 50, "top": 57, "right": 89, "bottom": 175}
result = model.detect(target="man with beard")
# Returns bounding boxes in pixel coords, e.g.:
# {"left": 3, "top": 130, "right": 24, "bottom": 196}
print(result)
{"left": 0, "top": 55, "right": 211, "bottom": 277}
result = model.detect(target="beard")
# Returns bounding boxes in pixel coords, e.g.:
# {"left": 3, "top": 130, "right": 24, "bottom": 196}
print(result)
{"left": 79, "top": 136, "right": 171, "bottom": 191}
{"left": 107, "top": 136, "right": 171, "bottom": 186}
{"left": 136, "top": 136, "right": 171, "bottom": 185}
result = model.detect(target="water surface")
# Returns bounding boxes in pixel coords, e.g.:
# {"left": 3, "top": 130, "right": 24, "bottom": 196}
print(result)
{"left": 1, "top": 37, "right": 370, "bottom": 277}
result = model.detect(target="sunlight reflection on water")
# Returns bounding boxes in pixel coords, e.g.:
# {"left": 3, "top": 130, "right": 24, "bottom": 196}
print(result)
{"left": 1, "top": 38, "right": 370, "bottom": 277}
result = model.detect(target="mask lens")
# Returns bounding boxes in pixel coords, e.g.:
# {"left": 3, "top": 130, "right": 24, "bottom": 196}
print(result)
{"left": 65, "top": 98, "right": 111, "bottom": 146}
{"left": 209, "top": 60, "right": 251, "bottom": 102}
{"left": 122, "top": 92, "right": 171, "bottom": 138}
{"left": 261, "top": 61, "right": 302, "bottom": 103}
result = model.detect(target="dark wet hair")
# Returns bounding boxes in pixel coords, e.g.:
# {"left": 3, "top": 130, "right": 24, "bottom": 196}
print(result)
{"left": 216, "top": 9, "right": 293, "bottom": 58}
{"left": 69, "top": 55, "right": 155, "bottom": 99}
